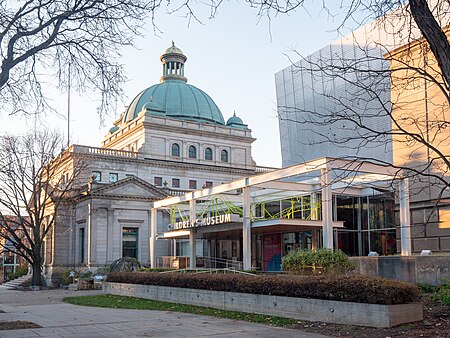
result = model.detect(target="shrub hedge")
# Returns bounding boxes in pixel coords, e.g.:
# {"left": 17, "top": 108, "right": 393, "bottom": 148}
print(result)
{"left": 282, "top": 248, "right": 355, "bottom": 275}
{"left": 107, "top": 272, "right": 420, "bottom": 305}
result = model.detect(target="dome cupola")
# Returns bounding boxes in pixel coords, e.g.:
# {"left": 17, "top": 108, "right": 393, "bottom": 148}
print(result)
{"left": 226, "top": 112, "right": 248, "bottom": 129}
{"left": 160, "top": 41, "right": 187, "bottom": 83}
{"left": 108, "top": 43, "right": 258, "bottom": 131}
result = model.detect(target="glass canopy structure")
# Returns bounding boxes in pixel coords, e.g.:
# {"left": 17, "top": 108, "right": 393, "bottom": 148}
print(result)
{"left": 151, "top": 157, "right": 411, "bottom": 271}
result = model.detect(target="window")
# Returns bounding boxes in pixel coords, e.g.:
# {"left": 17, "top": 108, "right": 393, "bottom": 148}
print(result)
{"left": 171, "top": 143, "right": 180, "bottom": 157}
{"left": 205, "top": 181, "right": 213, "bottom": 188}
{"left": 189, "top": 180, "right": 197, "bottom": 189}
{"left": 92, "top": 171, "right": 101, "bottom": 182}
{"left": 172, "top": 178, "right": 180, "bottom": 188}
{"left": 154, "top": 177, "right": 163, "bottom": 186}
{"left": 205, "top": 147, "right": 213, "bottom": 161}
{"left": 221, "top": 149, "right": 229, "bottom": 163}
{"left": 109, "top": 173, "right": 118, "bottom": 183}
{"left": 188, "top": 145, "right": 197, "bottom": 159}
{"left": 122, "top": 227, "right": 138, "bottom": 259}
{"left": 79, "top": 228, "right": 85, "bottom": 263}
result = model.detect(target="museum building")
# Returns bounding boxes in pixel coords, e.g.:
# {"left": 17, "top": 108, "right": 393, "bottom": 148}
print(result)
{"left": 43, "top": 44, "right": 411, "bottom": 284}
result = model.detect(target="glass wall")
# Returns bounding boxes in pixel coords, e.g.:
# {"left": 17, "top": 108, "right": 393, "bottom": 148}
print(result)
{"left": 336, "top": 195, "right": 396, "bottom": 256}
{"left": 252, "top": 193, "right": 396, "bottom": 256}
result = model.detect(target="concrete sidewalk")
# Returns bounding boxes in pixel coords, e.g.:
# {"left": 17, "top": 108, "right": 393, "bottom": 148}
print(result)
{"left": 0, "top": 289, "right": 330, "bottom": 338}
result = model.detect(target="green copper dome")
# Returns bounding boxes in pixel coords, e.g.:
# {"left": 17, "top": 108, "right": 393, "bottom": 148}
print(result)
{"left": 123, "top": 81, "right": 225, "bottom": 125}
{"left": 226, "top": 112, "right": 247, "bottom": 129}
{"left": 121, "top": 43, "right": 225, "bottom": 126}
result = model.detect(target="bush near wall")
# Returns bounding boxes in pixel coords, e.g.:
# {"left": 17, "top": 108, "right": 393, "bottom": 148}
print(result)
{"left": 7, "top": 265, "right": 28, "bottom": 280}
{"left": 107, "top": 272, "right": 420, "bottom": 305}
{"left": 282, "top": 248, "right": 355, "bottom": 275}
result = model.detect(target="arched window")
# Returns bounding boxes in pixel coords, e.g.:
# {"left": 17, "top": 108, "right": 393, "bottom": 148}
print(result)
{"left": 171, "top": 143, "right": 180, "bottom": 157}
{"left": 188, "top": 145, "right": 197, "bottom": 159}
{"left": 221, "top": 149, "right": 229, "bottom": 163}
{"left": 204, "top": 147, "right": 213, "bottom": 161}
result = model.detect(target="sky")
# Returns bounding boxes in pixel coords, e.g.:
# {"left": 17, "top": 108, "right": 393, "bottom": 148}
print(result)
{"left": 3, "top": 2, "right": 357, "bottom": 168}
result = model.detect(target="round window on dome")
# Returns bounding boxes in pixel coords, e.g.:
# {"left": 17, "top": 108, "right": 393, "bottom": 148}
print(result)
{"left": 205, "top": 147, "right": 213, "bottom": 161}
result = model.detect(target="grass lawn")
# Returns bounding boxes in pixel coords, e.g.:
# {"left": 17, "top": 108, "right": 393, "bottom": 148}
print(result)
{"left": 63, "top": 295, "right": 298, "bottom": 328}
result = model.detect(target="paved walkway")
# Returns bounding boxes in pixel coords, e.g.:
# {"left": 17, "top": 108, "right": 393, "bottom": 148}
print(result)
{"left": 0, "top": 288, "right": 330, "bottom": 338}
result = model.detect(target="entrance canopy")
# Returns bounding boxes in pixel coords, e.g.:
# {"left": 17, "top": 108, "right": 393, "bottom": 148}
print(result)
{"left": 151, "top": 157, "right": 411, "bottom": 269}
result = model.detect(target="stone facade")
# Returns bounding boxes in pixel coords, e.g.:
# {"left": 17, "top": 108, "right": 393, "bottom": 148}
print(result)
{"left": 42, "top": 44, "right": 260, "bottom": 285}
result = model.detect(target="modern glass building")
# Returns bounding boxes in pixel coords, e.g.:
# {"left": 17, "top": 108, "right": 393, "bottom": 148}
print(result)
{"left": 275, "top": 22, "right": 393, "bottom": 168}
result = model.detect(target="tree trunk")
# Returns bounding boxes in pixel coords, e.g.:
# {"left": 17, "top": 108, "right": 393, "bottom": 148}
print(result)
{"left": 32, "top": 261, "right": 43, "bottom": 287}
{"left": 409, "top": 0, "right": 450, "bottom": 100}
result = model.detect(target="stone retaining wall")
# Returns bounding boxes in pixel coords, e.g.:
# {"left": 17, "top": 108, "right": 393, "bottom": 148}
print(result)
{"left": 350, "top": 256, "right": 450, "bottom": 285}
{"left": 103, "top": 282, "right": 423, "bottom": 328}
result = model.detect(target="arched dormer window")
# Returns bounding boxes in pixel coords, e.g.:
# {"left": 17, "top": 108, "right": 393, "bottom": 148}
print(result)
{"left": 221, "top": 149, "right": 229, "bottom": 163}
{"left": 188, "top": 145, "right": 197, "bottom": 159}
{"left": 171, "top": 143, "right": 180, "bottom": 157}
{"left": 204, "top": 147, "right": 213, "bottom": 161}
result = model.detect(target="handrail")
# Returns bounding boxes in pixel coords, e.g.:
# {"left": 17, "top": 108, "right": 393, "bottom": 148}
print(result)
{"left": 155, "top": 255, "right": 244, "bottom": 271}
{"left": 162, "top": 268, "right": 256, "bottom": 276}
{"left": 196, "top": 256, "right": 243, "bottom": 270}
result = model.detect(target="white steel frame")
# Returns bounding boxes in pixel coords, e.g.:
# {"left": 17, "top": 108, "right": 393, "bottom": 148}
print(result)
{"left": 150, "top": 157, "right": 411, "bottom": 270}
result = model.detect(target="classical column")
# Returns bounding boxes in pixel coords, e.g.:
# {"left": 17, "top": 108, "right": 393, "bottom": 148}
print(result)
{"left": 189, "top": 199, "right": 196, "bottom": 269}
{"left": 399, "top": 177, "right": 412, "bottom": 256}
{"left": 150, "top": 208, "right": 157, "bottom": 268}
{"left": 321, "top": 168, "right": 333, "bottom": 249}
{"left": 87, "top": 201, "right": 92, "bottom": 266}
{"left": 242, "top": 185, "right": 251, "bottom": 270}
{"left": 106, "top": 208, "right": 114, "bottom": 263}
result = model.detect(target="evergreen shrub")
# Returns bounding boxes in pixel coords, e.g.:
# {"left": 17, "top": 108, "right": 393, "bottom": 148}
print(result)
{"left": 7, "top": 264, "right": 28, "bottom": 280}
{"left": 281, "top": 248, "right": 355, "bottom": 274}
{"left": 107, "top": 272, "right": 420, "bottom": 305}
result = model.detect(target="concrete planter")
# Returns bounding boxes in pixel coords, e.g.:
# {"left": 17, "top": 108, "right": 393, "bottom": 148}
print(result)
{"left": 103, "top": 282, "right": 423, "bottom": 328}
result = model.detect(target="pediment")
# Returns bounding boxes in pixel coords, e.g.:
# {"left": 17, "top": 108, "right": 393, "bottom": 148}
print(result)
{"left": 91, "top": 176, "right": 167, "bottom": 199}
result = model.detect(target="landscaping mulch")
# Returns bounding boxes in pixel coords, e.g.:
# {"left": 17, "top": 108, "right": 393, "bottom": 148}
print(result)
{"left": 0, "top": 321, "right": 41, "bottom": 330}
{"left": 294, "top": 294, "right": 449, "bottom": 338}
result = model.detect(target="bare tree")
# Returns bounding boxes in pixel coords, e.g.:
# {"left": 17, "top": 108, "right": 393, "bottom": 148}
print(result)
{"left": 0, "top": 130, "right": 84, "bottom": 287}
{"left": 0, "top": 0, "right": 308, "bottom": 119}
{"left": 0, "top": 0, "right": 165, "bottom": 118}
{"left": 276, "top": 1, "right": 450, "bottom": 250}
{"left": 278, "top": 1, "right": 450, "bottom": 180}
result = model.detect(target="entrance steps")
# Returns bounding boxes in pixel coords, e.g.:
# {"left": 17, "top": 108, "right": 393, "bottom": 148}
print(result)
{"left": 0, "top": 273, "right": 32, "bottom": 290}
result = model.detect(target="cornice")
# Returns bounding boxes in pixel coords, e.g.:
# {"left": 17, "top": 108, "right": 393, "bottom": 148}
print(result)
{"left": 142, "top": 120, "right": 256, "bottom": 143}
{"left": 75, "top": 152, "right": 257, "bottom": 175}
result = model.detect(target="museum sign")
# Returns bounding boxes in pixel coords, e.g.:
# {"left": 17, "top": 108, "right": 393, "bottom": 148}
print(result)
{"left": 171, "top": 213, "right": 233, "bottom": 230}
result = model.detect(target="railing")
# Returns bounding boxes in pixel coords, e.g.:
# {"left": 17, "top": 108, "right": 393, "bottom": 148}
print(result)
{"left": 255, "top": 165, "right": 277, "bottom": 173}
{"left": 196, "top": 256, "right": 243, "bottom": 270}
{"left": 70, "top": 145, "right": 138, "bottom": 159}
{"left": 166, "top": 189, "right": 192, "bottom": 196}
{"left": 155, "top": 256, "right": 243, "bottom": 271}
{"left": 163, "top": 268, "right": 255, "bottom": 276}
{"left": 156, "top": 256, "right": 190, "bottom": 269}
